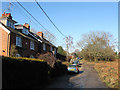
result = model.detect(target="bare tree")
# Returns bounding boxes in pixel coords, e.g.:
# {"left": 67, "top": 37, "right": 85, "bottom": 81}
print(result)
{"left": 30, "top": 28, "right": 37, "bottom": 34}
{"left": 66, "top": 35, "right": 74, "bottom": 61}
{"left": 30, "top": 28, "right": 56, "bottom": 45}
{"left": 42, "top": 30, "right": 56, "bottom": 45}
{"left": 77, "top": 31, "right": 117, "bottom": 61}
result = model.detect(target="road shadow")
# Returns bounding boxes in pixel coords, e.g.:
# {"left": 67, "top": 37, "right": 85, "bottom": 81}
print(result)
{"left": 41, "top": 63, "right": 109, "bottom": 89}
{"left": 42, "top": 69, "right": 85, "bottom": 88}
{"left": 79, "top": 71, "right": 84, "bottom": 74}
{"left": 34, "top": 64, "right": 85, "bottom": 89}
{"left": 79, "top": 64, "right": 82, "bottom": 65}
{"left": 68, "top": 70, "right": 84, "bottom": 74}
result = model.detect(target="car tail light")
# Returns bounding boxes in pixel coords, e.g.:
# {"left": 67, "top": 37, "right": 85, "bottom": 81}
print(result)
{"left": 76, "top": 67, "right": 78, "bottom": 71}
{"left": 67, "top": 67, "right": 69, "bottom": 69}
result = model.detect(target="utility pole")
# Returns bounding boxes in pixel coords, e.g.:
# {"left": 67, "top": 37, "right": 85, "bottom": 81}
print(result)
{"left": 66, "top": 37, "right": 69, "bottom": 61}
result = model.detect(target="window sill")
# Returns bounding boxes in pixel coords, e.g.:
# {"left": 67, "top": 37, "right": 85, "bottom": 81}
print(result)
{"left": 30, "top": 49, "right": 35, "bottom": 51}
{"left": 16, "top": 45, "right": 22, "bottom": 48}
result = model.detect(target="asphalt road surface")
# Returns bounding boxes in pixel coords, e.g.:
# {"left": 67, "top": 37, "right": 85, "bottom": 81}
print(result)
{"left": 45, "top": 63, "right": 108, "bottom": 88}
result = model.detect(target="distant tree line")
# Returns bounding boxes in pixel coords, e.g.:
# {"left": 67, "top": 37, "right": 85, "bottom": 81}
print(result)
{"left": 77, "top": 31, "right": 117, "bottom": 62}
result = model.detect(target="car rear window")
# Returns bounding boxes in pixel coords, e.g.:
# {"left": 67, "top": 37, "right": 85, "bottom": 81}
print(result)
{"left": 73, "top": 61, "right": 79, "bottom": 63}
{"left": 69, "top": 65, "right": 76, "bottom": 67}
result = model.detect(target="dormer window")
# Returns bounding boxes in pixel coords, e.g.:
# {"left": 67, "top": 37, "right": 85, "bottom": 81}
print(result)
{"left": 7, "top": 20, "right": 15, "bottom": 29}
{"left": 22, "top": 27, "right": 28, "bottom": 35}
{"left": 10, "top": 22, "right": 12, "bottom": 27}
{"left": 0, "top": 12, "right": 17, "bottom": 29}
{"left": 7, "top": 20, "right": 9, "bottom": 26}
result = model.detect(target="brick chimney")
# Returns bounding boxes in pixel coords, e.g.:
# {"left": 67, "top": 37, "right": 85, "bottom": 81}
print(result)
{"left": 23, "top": 23, "right": 30, "bottom": 30}
{"left": 1, "top": 12, "right": 12, "bottom": 19}
{"left": 36, "top": 32, "right": 43, "bottom": 38}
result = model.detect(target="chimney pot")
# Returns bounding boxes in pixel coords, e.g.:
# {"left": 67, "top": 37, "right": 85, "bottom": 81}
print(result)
{"left": 23, "top": 23, "right": 30, "bottom": 30}
{"left": 36, "top": 32, "right": 43, "bottom": 38}
{"left": 1, "top": 12, "right": 12, "bottom": 19}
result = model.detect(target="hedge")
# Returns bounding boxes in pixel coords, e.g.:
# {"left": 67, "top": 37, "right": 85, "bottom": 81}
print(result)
{"left": 2, "top": 56, "right": 49, "bottom": 89}
{"left": 50, "top": 61, "right": 67, "bottom": 77}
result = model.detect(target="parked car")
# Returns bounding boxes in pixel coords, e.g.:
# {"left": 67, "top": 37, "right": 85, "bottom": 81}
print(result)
{"left": 72, "top": 60, "right": 80, "bottom": 66}
{"left": 67, "top": 64, "right": 79, "bottom": 74}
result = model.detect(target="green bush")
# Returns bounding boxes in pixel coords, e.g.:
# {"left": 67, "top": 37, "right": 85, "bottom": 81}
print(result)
{"left": 2, "top": 56, "right": 49, "bottom": 89}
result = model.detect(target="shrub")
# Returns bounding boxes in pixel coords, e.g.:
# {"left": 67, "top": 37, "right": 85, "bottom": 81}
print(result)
{"left": 94, "top": 61, "right": 118, "bottom": 88}
{"left": 37, "top": 52, "right": 56, "bottom": 68}
{"left": 37, "top": 52, "right": 67, "bottom": 77}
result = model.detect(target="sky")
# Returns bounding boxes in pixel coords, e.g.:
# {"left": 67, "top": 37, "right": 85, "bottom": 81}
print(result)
{"left": 2, "top": 2, "right": 118, "bottom": 52}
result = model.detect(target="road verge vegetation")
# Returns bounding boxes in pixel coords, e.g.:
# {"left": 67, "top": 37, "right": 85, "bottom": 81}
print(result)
{"left": 83, "top": 59, "right": 118, "bottom": 88}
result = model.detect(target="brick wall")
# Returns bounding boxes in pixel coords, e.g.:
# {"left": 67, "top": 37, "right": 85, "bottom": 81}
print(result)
{"left": 10, "top": 32, "right": 39, "bottom": 58}
{"left": 46, "top": 44, "right": 50, "bottom": 52}
{"left": 1, "top": 27, "right": 57, "bottom": 58}
{"left": 40, "top": 43, "right": 58, "bottom": 56}
{"left": 0, "top": 27, "right": 10, "bottom": 56}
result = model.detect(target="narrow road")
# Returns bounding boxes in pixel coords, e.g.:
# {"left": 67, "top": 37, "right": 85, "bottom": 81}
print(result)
{"left": 45, "top": 63, "right": 108, "bottom": 88}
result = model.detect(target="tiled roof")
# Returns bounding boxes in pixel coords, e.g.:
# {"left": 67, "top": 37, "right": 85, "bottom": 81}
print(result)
{"left": 0, "top": 22, "right": 39, "bottom": 43}
{"left": 42, "top": 38, "right": 56, "bottom": 48}
{"left": 30, "top": 31, "right": 57, "bottom": 48}
{"left": 0, "top": 22, "right": 57, "bottom": 48}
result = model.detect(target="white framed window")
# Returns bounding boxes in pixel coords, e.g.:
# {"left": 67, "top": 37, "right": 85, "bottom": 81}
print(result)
{"left": 54, "top": 48, "right": 56, "bottom": 54}
{"left": 50, "top": 46, "right": 53, "bottom": 51}
{"left": 30, "top": 40, "right": 34, "bottom": 50}
{"left": 16, "top": 36, "right": 22, "bottom": 47}
{"left": 9, "top": 22, "right": 12, "bottom": 27}
{"left": 43, "top": 43, "right": 46, "bottom": 51}
{"left": 7, "top": 20, "right": 14, "bottom": 29}
{"left": 22, "top": 27, "right": 28, "bottom": 35}
{"left": 7, "top": 20, "right": 10, "bottom": 26}
{"left": 11, "top": 23, "right": 14, "bottom": 28}
{"left": 30, "top": 55, "right": 34, "bottom": 58}
{"left": 16, "top": 54, "right": 21, "bottom": 57}
{"left": 12, "top": 23, "right": 15, "bottom": 29}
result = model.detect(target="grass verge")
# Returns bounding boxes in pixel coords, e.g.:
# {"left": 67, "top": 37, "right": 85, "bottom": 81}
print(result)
{"left": 83, "top": 59, "right": 118, "bottom": 88}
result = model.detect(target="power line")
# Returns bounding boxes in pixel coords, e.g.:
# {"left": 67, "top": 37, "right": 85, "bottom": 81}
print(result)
{"left": 11, "top": 2, "right": 39, "bottom": 27}
{"left": 35, "top": 0, "right": 66, "bottom": 37}
{"left": 15, "top": 0, "right": 55, "bottom": 38}
{"left": 14, "top": 0, "right": 65, "bottom": 45}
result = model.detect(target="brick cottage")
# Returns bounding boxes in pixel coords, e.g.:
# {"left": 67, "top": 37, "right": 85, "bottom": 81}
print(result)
{"left": 0, "top": 12, "right": 57, "bottom": 58}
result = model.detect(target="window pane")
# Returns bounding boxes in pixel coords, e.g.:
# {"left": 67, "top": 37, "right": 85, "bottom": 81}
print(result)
{"left": 43, "top": 43, "right": 46, "bottom": 50}
{"left": 16, "top": 36, "right": 22, "bottom": 47}
{"left": 30, "top": 41, "right": 34, "bottom": 50}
